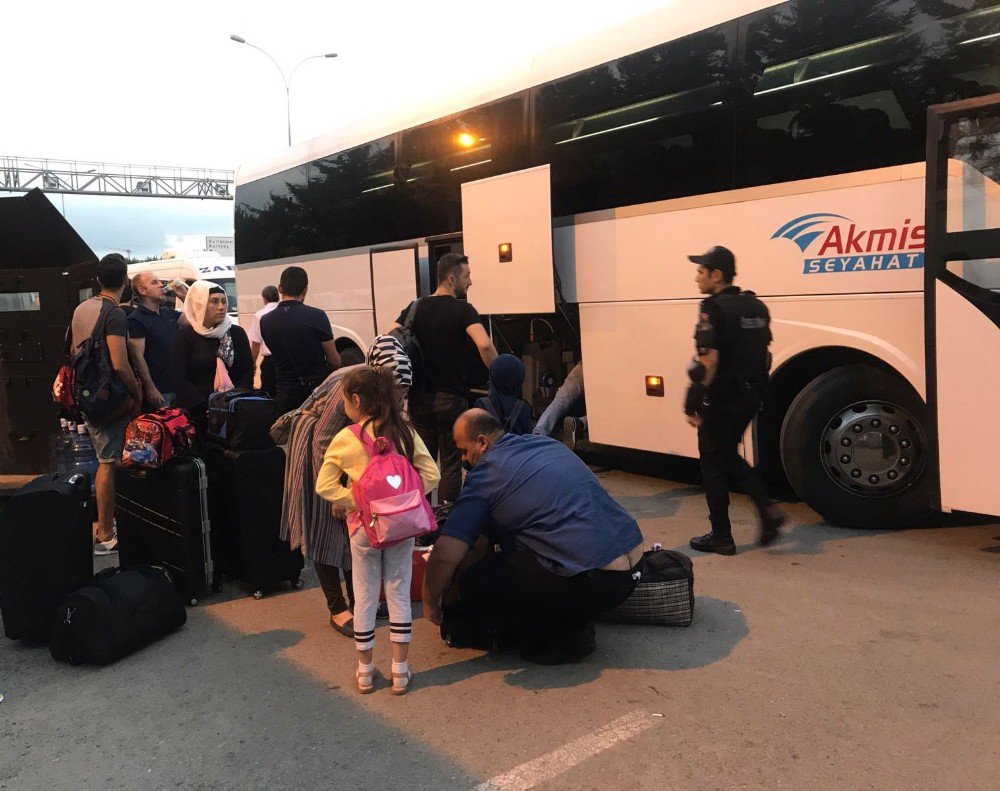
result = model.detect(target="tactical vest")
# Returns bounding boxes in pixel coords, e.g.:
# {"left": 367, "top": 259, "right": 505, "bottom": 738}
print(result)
{"left": 704, "top": 288, "right": 772, "bottom": 401}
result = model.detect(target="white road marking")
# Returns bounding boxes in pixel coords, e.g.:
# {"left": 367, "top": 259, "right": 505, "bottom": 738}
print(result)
{"left": 471, "top": 709, "right": 657, "bottom": 791}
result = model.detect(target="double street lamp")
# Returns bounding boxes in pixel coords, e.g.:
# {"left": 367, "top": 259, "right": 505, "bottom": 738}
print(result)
{"left": 230, "top": 35, "right": 338, "bottom": 147}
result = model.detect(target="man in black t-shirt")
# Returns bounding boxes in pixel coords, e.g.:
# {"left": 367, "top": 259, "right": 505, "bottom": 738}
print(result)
{"left": 260, "top": 266, "right": 341, "bottom": 415}
{"left": 392, "top": 253, "right": 498, "bottom": 502}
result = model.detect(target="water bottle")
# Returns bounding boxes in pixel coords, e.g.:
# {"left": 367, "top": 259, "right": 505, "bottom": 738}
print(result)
{"left": 50, "top": 419, "right": 71, "bottom": 474}
{"left": 64, "top": 424, "right": 99, "bottom": 494}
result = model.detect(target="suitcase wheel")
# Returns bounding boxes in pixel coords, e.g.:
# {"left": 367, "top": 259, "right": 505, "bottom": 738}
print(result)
{"left": 292, "top": 576, "right": 304, "bottom": 590}
{"left": 253, "top": 590, "right": 265, "bottom": 600}
{"left": 188, "top": 597, "right": 199, "bottom": 606}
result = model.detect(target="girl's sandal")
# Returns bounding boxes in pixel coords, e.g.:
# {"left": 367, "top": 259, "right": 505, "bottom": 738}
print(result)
{"left": 391, "top": 669, "right": 412, "bottom": 696}
{"left": 357, "top": 666, "right": 376, "bottom": 694}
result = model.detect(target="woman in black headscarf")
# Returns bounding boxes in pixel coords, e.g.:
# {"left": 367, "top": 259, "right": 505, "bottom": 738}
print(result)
{"left": 474, "top": 353, "right": 532, "bottom": 435}
{"left": 171, "top": 280, "right": 253, "bottom": 432}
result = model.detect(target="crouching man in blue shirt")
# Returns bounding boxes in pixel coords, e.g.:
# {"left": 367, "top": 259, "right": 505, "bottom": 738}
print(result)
{"left": 422, "top": 408, "right": 644, "bottom": 664}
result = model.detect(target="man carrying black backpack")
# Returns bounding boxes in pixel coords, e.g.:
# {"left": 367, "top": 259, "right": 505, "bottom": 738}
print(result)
{"left": 391, "top": 253, "right": 498, "bottom": 503}
{"left": 70, "top": 253, "right": 141, "bottom": 555}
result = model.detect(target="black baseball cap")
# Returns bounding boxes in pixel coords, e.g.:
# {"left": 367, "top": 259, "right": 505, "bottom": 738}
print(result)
{"left": 688, "top": 246, "right": 736, "bottom": 281}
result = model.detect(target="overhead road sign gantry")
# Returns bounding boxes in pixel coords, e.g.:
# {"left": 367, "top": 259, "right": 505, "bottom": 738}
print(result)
{"left": 0, "top": 156, "right": 234, "bottom": 200}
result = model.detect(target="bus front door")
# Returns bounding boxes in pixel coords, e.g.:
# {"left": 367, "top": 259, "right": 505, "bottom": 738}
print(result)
{"left": 924, "top": 94, "right": 1000, "bottom": 517}
{"left": 369, "top": 244, "right": 419, "bottom": 337}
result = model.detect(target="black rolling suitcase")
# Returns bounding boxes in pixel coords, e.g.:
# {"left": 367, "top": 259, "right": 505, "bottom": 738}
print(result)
{"left": 50, "top": 565, "right": 187, "bottom": 665}
{"left": 115, "top": 457, "right": 214, "bottom": 606}
{"left": 203, "top": 444, "right": 303, "bottom": 599}
{"left": 0, "top": 470, "right": 93, "bottom": 643}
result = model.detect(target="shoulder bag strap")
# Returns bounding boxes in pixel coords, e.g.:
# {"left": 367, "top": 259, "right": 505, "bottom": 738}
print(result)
{"left": 348, "top": 423, "right": 373, "bottom": 458}
{"left": 82, "top": 298, "right": 116, "bottom": 349}
{"left": 403, "top": 297, "right": 423, "bottom": 330}
{"left": 505, "top": 400, "right": 527, "bottom": 432}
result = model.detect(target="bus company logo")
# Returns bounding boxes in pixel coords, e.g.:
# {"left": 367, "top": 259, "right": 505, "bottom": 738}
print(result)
{"left": 771, "top": 213, "right": 925, "bottom": 274}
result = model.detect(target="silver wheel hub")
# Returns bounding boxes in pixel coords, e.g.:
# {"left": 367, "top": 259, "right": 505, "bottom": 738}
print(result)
{"left": 821, "top": 401, "right": 925, "bottom": 497}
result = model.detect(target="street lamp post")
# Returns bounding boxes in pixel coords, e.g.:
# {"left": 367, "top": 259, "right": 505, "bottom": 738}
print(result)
{"left": 229, "top": 35, "right": 338, "bottom": 147}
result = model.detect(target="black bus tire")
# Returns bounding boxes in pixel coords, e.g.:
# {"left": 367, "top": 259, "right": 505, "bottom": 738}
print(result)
{"left": 338, "top": 343, "right": 365, "bottom": 366}
{"left": 779, "top": 364, "right": 934, "bottom": 529}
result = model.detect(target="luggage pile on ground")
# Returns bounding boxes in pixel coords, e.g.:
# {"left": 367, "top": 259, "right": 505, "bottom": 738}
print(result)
{"left": 0, "top": 389, "right": 302, "bottom": 665}
{"left": 117, "top": 388, "right": 302, "bottom": 605}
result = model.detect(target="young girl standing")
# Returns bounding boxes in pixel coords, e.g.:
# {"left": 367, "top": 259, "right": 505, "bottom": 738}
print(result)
{"left": 316, "top": 366, "right": 440, "bottom": 695}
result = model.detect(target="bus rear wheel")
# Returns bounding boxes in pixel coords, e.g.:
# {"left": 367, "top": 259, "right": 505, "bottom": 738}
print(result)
{"left": 779, "top": 364, "right": 933, "bottom": 529}
{"left": 337, "top": 343, "right": 365, "bottom": 366}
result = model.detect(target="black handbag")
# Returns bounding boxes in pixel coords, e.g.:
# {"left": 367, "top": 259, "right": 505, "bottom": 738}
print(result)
{"left": 600, "top": 545, "right": 694, "bottom": 626}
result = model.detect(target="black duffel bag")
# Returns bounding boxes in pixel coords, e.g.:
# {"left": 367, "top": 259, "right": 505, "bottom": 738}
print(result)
{"left": 50, "top": 566, "right": 187, "bottom": 665}
{"left": 600, "top": 545, "right": 694, "bottom": 627}
{"left": 207, "top": 388, "right": 277, "bottom": 451}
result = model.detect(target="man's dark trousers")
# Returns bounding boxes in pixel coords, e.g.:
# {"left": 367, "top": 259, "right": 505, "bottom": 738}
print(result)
{"left": 260, "top": 355, "right": 276, "bottom": 398}
{"left": 276, "top": 382, "right": 315, "bottom": 417}
{"left": 454, "top": 549, "right": 637, "bottom": 660}
{"left": 697, "top": 399, "right": 771, "bottom": 539}
{"left": 409, "top": 390, "right": 467, "bottom": 503}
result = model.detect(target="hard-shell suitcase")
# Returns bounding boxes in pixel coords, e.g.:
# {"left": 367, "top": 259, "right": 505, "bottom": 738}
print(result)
{"left": 50, "top": 565, "right": 187, "bottom": 665}
{"left": 203, "top": 444, "right": 303, "bottom": 599}
{"left": 0, "top": 470, "right": 93, "bottom": 643}
{"left": 115, "top": 457, "right": 215, "bottom": 606}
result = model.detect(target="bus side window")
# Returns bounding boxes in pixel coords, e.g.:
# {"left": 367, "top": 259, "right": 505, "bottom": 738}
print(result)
{"left": 310, "top": 136, "right": 397, "bottom": 253}
{"left": 533, "top": 24, "right": 735, "bottom": 217}
{"left": 736, "top": 0, "right": 1000, "bottom": 188}
{"left": 396, "top": 98, "right": 526, "bottom": 242}
{"left": 235, "top": 163, "right": 310, "bottom": 265}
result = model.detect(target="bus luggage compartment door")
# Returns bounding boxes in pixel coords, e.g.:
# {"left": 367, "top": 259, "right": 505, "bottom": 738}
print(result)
{"left": 460, "top": 165, "right": 554, "bottom": 315}
{"left": 925, "top": 95, "right": 1000, "bottom": 517}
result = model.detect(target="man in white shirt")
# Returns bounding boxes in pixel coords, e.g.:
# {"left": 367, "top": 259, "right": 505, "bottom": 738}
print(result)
{"left": 248, "top": 285, "right": 279, "bottom": 396}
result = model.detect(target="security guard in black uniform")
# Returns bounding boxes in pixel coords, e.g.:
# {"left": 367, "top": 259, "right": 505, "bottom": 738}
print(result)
{"left": 683, "top": 246, "right": 785, "bottom": 555}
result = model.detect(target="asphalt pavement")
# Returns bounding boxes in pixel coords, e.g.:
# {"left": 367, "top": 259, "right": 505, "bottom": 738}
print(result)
{"left": 2, "top": 467, "right": 998, "bottom": 790}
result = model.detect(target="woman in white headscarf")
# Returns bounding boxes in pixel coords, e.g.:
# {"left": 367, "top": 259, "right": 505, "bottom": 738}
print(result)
{"left": 171, "top": 280, "right": 253, "bottom": 431}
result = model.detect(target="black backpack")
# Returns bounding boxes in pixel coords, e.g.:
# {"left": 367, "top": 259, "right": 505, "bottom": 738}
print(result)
{"left": 390, "top": 298, "right": 426, "bottom": 395}
{"left": 72, "top": 299, "right": 132, "bottom": 425}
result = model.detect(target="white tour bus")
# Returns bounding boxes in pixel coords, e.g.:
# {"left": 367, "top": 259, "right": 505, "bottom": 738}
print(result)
{"left": 128, "top": 250, "right": 238, "bottom": 315}
{"left": 233, "top": 0, "right": 1000, "bottom": 528}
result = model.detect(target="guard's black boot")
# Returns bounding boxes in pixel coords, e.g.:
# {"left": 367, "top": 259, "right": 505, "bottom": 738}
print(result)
{"left": 689, "top": 531, "right": 736, "bottom": 555}
{"left": 759, "top": 504, "right": 787, "bottom": 547}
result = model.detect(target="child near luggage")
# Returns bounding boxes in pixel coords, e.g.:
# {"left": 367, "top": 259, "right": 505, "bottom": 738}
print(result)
{"left": 315, "top": 366, "right": 440, "bottom": 695}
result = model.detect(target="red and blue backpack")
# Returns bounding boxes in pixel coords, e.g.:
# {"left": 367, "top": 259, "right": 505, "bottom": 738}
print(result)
{"left": 121, "top": 408, "right": 195, "bottom": 469}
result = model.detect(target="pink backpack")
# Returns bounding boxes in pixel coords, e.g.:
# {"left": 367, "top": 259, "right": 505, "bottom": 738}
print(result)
{"left": 348, "top": 424, "right": 436, "bottom": 549}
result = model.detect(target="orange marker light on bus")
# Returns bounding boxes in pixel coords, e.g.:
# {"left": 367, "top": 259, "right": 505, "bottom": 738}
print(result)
{"left": 457, "top": 132, "right": 477, "bottom": 148}
{"left": 645, "top": 375, "right": 664, "bottom": 397}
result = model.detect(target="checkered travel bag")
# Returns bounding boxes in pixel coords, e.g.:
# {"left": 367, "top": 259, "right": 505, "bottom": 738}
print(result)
{"left": 601, "top": 544, "right": 694, "bottom": 626}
